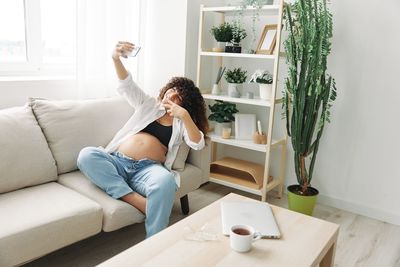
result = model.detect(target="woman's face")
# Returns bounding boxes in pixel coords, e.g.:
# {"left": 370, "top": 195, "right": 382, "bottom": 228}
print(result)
{"left": 162, "top": 88, "right": 183, "bottom": 105}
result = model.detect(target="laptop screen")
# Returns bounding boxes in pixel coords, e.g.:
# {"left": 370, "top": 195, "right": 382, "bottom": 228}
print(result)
{"left": 221, "top": 201, "right": 281, "bottom": 239}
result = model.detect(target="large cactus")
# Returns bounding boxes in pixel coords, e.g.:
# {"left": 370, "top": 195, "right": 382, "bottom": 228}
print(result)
{"left": 283, "top": 0, "right": 337, "bottom": 194}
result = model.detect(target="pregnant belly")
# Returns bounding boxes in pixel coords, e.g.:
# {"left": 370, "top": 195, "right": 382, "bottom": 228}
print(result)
{"left": 118, "top": 132, "right": 168, "bottom": 162}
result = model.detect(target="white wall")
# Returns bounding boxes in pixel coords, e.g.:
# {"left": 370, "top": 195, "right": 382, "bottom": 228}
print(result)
{"left": 306, "top": 0, "right": 400, "bottom": 225}
{"left": 186, "top": 0, "right": 400, "bottom": 225}
{"left": 0, "top": 79, "right": 78, "bottom": 109}
{"left": 185, "top": 0, "right": 225, "bottom": 83}
{"left": 141, "top": 0, "right": 224, "bottom": 93}
{"left": 141, "top": 0, "right": 188, "bottom": 96}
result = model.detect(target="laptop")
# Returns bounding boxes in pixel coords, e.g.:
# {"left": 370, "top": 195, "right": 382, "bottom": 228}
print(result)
{"left": 221, "top": 201, "right": 281, "bottom": 239}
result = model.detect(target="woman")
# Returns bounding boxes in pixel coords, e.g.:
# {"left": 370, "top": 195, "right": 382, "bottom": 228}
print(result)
{"left": 77, "top": 41, "right": 208, "bottom": 238}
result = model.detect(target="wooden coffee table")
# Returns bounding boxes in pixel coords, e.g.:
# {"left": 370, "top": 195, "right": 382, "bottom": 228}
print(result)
{"left": 99, "top": 193, "right": 339, "bottom": 267}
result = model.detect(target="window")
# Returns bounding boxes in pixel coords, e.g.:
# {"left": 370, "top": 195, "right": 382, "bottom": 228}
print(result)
{"left": 0, "top": 0, "right": 76, "bottom": 76}
{"left": 0, "top": 0, "right": 27, "bottom": 63}
{"left": 41, "top": 0, "right": 76, "bottom": 64}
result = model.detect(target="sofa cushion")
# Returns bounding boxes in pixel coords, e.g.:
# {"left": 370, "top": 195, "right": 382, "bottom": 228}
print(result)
{"left": 0, "top": 182, "right": 102, "bottom": 267}
{"left": 172, "top": 142, "right": 190, "bottom": 171}
{"left": 58, "top": 171, "right": 145, "bottom": 232}
{"left": 0, "top": 105, "right": 58, "bottom": 194}
{"left": 30, "top": 97, "right": 134, "bottom": 174}
{"left": 58, "top": 163, "right": 202, "bottom": 232}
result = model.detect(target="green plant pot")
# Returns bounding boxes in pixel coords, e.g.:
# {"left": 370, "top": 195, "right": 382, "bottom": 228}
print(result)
{"left": 287, "top": 185, "right": 319, "bottom": 216}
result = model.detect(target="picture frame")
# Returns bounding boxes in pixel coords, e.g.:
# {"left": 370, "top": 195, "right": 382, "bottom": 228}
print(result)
{"left": 256, "top": 24, "right": 278, "bottom": 55}
{"left": 234, "top": 114, "right": 256, "bottom": 140}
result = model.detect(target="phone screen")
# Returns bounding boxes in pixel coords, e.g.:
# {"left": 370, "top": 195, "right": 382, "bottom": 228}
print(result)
{"left": 128, "top": 46, "right": 141, "bottom": 57}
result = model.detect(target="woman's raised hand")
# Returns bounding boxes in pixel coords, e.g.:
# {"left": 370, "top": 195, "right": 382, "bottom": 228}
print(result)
{"left": 112, "top": 41, "right": 135, "bottom": 60}
{"left": 163, "top": 99, "right": 189, "bottom": 120}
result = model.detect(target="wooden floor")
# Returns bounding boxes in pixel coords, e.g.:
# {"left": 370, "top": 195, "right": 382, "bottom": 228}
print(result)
{"left": 25, "top": 183, "right": 400, "bottom": 267}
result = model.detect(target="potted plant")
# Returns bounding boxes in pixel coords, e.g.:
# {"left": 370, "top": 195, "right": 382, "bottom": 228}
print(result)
{"left": 283, "top": 0, "right": 337, "bottom": 215}
{"left": 224, "top": 67, "right": 247, "bottom": 98}
{"left": 249, "top": 69, "right": 273, "bottom": 100}
{"left": 225, "top": 21, "right": 247, "bottom": 53}
{"left": 210, "top": 22, "right": 233, "bottom": 52}
{"left": 208, "top": 100, "right": 239, "bottom": 136}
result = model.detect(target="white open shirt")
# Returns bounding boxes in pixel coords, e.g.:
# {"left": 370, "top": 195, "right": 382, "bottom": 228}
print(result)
{"left": 105, "top": 73, "right": 205, "bottom": 187}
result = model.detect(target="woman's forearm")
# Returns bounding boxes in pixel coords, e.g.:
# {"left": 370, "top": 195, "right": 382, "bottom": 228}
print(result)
{"left": 112, "top": 41, "right": 134, "bottom": 80}
{"left": 113, "top": 58, "right": 129, "bottom": 80}
{"left": 182, "top": 113, "right": 202, "bottom": 143}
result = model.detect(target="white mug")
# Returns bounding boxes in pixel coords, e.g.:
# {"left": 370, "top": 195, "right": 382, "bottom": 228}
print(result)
{"left": 230, "top": 225, "right": 262, "bottom": 252}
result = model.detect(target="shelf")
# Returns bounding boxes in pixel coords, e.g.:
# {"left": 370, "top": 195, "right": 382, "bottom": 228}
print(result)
{"left": 200, "top": 51, "right": 276, "bottom": 60}
{"left": 203, "top": 93, "right": 282, "bottom": 107}
{"left": 209, "top": 133, "right": 285, "bottom": 151}
{"left": 210, "top": 157, "right": 264, "bottom": 188}
{"left": 209, "top": 157, "right": 274, "bottom": 195}
{"left": 202, "top": 5, "right": 280, "bottom": 14}
{"left": 209, "top": 175, "right": 281, "bottom": 197}
{"left": 209, "top": 176, "right": 262, "bottom": 196}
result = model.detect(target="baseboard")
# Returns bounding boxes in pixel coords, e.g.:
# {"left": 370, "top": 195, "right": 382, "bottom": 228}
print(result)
{"left": 316, "top": 193, "right": 400, "bottom": 226}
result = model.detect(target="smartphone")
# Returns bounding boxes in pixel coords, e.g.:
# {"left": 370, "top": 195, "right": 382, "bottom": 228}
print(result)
{"left": 127, "top": 46, "right": 141, "bottom": 57}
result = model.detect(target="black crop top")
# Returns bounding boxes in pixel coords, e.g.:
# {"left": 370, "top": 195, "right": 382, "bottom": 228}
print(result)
{"left": 140, "top": 120, "right": 172, "bottom": 148}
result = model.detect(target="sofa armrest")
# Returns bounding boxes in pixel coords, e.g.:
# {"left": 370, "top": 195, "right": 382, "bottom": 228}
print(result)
{"left": 186, "top": 138, "right": 210, "bottom": 184}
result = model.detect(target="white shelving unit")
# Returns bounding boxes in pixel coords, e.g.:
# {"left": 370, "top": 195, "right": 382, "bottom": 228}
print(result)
{"left": 200, "top": 51, "right": 276, "bottom": 59}
{"left": 202, "top": 5, "right": 280, "bottom": 13}
{"left": 209, "top": 133, "right": 285, "bottom": 152}
{"left": 203, "top": 94, "right": 282, "bottom": 107}
{"left": 196, "top": 2, "right": 287, "bottom": 201}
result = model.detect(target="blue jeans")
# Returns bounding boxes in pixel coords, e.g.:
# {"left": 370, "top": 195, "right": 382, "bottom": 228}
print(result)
{"left": 77, "top": 147, "right": 177, "bottom": 238}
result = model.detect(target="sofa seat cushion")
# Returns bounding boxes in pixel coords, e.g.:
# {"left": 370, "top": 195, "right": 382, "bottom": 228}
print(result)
{"left": 0, "top": 105, "right": 58, "bottom": 194}
{"left": 0, "top": 182, "right": 103, "bottom": 267}
{"left": 58, "top": 171, "right": 145, "bottom": 232}
{"left": 30, "top": 97, "right": 134, "bottom": 175}
{"left": 58, "top": 163, "right": 202, "bottom": 232}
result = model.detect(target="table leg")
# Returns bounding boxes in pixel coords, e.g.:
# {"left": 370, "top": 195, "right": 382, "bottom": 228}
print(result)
{"left": 319, "top": 241, "right": 337, "bottom": 267}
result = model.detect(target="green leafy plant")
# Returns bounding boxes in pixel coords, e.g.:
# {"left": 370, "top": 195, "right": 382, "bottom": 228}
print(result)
{"left": 210, "top": 22, "right": 233, "bottom": 42}
{"left": 225, "top": 67, "right": 247, "bottom": 84}
{"left": 249, "top": 69, "right": 273, "bottom": 84}
{"left": 208, "top": 100, "right": 239, "bottom": 123}
{"left": 283, "top": 0, "right": 337, "bottom": 194}
{"left": 231, "top": 21, "right": 247, "bottom": 45}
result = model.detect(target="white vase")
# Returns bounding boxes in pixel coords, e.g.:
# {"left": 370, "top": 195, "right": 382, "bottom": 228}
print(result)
{"left": 212, "top": 42, "right": 225, "bottom": 52}
{"left": 228, "top": 83, "right": 243, "bottom": 98}
{"left": 214, "top": 122, "right": 232, "bottom": 136}
{"left": 211, "top": 84, "right": 221, "bottom": 95}
{"left": 259, "top": 83, "right": 272, "bottom": 100}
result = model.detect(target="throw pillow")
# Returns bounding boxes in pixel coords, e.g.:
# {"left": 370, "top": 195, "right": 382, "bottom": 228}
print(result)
{"left": 0, "top": 105, "right": 57, "bottom": 193}
{"left": 29, "top": 97, "right": 134, "bottom": 174}
{"left": 172, "top": 142, "right": 190, "bottom": 171}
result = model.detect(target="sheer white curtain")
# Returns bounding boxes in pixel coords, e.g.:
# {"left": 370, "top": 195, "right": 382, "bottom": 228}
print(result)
{"left": 76, "top": 0, "right": 141, "bottom": 99}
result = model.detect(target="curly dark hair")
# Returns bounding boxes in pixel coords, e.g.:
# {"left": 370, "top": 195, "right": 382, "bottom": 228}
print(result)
{"left": 158, "top": 77, "right": 209, "bottom": 135}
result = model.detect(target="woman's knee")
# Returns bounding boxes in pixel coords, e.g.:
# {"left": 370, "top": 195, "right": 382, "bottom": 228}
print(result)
{"left": 161, "top": 172, "right": 176, "bottom": 192}
{"left": 77, "top": 147, "right": 104, "bottom": 169}
{"left": 149, "top": 170, "right": 176, "bottom": 195}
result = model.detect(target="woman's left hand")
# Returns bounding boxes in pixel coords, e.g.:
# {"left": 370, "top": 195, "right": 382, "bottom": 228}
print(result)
{"left": 163, "top": 100, "right": 188, "bottom": 119}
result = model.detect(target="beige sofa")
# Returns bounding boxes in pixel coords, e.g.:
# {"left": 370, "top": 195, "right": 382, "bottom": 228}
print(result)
{"left": 0, "top": 97, "right": 210, "bottom": 267}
